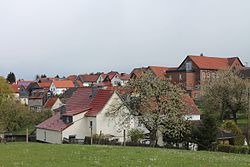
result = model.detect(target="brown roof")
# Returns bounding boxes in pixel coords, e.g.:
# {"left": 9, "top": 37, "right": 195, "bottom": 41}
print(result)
{"left": 130, "top": 67, "right": 148, "bottom": 78}
{"left": 36, "top": 112, "right": 72, "bottom": 131}
{"left": 53, "top": 80, "right": 75, "bottom": 88}
{"left": 148, "top": 66, "right": 168, "bottom": 79}
{"left": 67, "top": 75, "right": 77, "bottom": 82}
{"left": 182, "top": 95, "right": 201, "bottom": 115}
{"left": 78, "top": 74, "right": 100, "bottom": 82}
{"left": 119, "top": 73, "right": 130, "bottom": 80}
{"left": 44, "top": 97, "right": 58, "bottom": 109}
{"left": 181, "top": 55, "right": 242, "bottom": 70}
{"left": 36, "top": 89, "right": 115, "bottom": 132}
{"left": 65, "top": 87, "right": 93, "bottom": 111}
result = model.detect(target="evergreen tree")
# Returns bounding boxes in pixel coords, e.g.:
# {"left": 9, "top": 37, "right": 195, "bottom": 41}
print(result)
{"left": 6, "top": 72, "right": 16, "bottom": 84}
{"left": 191, "top": 112, "right": 218, "bottom": 150}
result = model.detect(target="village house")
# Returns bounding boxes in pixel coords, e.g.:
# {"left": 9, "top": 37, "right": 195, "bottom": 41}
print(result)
{"left": 28, "top": 89, "right": 48, "bottom": 112}
{"left": 43, "top": 97, "right": 63, "bottom": 111}
{"left": 10, "top": 83, "right": 19, "bottom": 99}
{"left": 77, "top": 73, "right": 103, "bottom": 87}
{"left": 36, "top": 88, "right": 135, "bottom": 144}
{"left": 166, "top": 55, "right": 244, "bottom": 100}
{"left": 50, "top": 80, "right": 75, "bottom": 95}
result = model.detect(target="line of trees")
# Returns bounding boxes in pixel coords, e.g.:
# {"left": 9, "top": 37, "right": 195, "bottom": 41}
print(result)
{"left": 0, "top": 77, "right": 51, "bottom": 133}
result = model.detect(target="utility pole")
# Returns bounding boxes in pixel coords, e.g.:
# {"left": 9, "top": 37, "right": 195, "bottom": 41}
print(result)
{"left": 90, "top": 121, "right": 93, "bottom": 145}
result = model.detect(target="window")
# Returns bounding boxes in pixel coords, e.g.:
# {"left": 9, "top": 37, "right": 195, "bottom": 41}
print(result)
{"left": 63, "top": 116, "right": 73, "bottom": 124}
{"left": 185, "top": 61, "right": 192, "bottom": 71}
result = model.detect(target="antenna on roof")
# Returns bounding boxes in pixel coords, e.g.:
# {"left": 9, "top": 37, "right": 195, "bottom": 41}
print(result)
{"left": 245, "top": 62, "right": 248, "bottom": 67}
{"left": 200, "top": 53, "right": 204, "bottom": 56}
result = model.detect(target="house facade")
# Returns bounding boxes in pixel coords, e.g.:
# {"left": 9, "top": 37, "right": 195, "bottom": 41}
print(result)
{"left": 166, "top": 55, "right": 244, "bottom": 100}
{"left": 77, "top": 74, "right": 103, "bottom": 87}
{"left": 50, "top": 80, "right": 75, "bottom": 95}
{"left": 36, "top": 88, "right": 135, "bottom": 144}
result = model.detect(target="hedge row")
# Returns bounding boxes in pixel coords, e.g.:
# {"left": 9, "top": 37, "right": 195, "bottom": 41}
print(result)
{"left": 217, "top": 144, "right": 249, "bottom": 154}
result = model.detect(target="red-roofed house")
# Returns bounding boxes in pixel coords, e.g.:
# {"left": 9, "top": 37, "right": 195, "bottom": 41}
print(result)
{"left": 10, "top": 83, "right": 20, "bottom": 98}
{"left": 36, "top": 88, "right": 135, "bottom": 144}
{"left": 130, "top": 66, "right": 169, "bottom": 80}
{"left": 50, "top": 80, "right": 75, "bottom": 95}
{"left": 43, "top": 97, "right": 63, "bottom": 111}
{"left": 166, "top": 55, "right": 244, "bottom": 100}
{"left": 78, "top": 74, "right": 103, "bottom": 87}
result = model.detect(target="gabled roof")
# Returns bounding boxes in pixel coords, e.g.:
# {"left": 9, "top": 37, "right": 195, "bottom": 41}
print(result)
{"left": 119, "top": 73, "right": 130, "bottom": 81}
{"left": 29, "top": 89, "right": 47, "bottom": 99}
{"left": 182, "top": 95, "right": 201, "bottom": 115}
{"left": 179, "top": 55, "right": 243, "bottom": 70}
{"left": 10, "top": 84, "right": 19, "bottom": 93}
{"left": 148, "top": 66, "right": 168, "bottom": 79}
{"left": 67, "top": 75, "right": 77, "bottom": 82}
{"left": 36, "top": 88, "right": 116, "bottom": 132}
{"left": 130, "top": 67, "right": 148, "bottom": 78}
{"left": 17, "top": 80, "right": 33, "bottom": 88}
{"left": 36, "top": 112, "right": 72, "bottom": 131}
{"left": 38, "top": 82, "right": 52, "bottom": 88}
{"left": 240, "top": 67, "right": 250, "bottom": 79}
{"left": 65, "top": 87, "right": 93, "bottom": 111}
{"left": 53, "top": 80, "right": 75, "bottom": 88}
{"left": 85, "top": 90, "right": 114, "bottom": 117}
{"left": 44, "top": 97, "right": 58, "bottom": 109}
{"left": 78, "top": 74, "right": 100, "bottom": 83}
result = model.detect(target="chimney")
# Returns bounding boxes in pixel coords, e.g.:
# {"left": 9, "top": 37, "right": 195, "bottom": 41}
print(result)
{"left": 91, "top": 86, "right": 98, "bottom": 97}
{"left": 200, "top": 53, "right": 203, "bottom": 56}
{"left": 59, "top": 105, "right": 66, "bottom": 119}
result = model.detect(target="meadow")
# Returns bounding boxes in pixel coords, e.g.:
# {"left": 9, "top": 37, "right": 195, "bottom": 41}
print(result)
{"left": 0, "top": 143, "right": 249, "bottom": 167}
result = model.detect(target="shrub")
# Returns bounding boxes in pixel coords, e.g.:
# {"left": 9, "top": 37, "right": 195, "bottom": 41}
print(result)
{"left": 217, "top": 144, "right": 249, "bottom": 154}
{"left": 128, "top": 128, "right": 144, "bottom": 143}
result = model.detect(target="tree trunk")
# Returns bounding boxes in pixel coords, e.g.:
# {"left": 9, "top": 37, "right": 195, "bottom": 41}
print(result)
{"left": 149, "top": 131, "right": 157, "bottom": 147}
{"left": 232, "top": 111, "right": 237, "bottom": 124}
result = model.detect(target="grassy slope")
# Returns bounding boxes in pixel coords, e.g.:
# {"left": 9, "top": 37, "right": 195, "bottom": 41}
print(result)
{"left": 0, "top": 143, "right": 250, "bottom": 167}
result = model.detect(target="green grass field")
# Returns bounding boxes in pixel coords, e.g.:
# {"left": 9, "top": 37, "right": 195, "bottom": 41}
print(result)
{"left": 0, "top": 143, "right": 249, "bottom": 167}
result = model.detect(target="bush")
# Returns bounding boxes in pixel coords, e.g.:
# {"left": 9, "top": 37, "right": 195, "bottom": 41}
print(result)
{"left": 217, "top": 144, "right": 249, "bottom": 154}
{"left": 128, "top": 128, "right": 144, "bottom": 143}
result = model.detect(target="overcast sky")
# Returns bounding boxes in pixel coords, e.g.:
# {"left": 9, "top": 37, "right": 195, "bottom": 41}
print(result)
{"left": 0, "top": 0, "right": 249, "bottom": 79}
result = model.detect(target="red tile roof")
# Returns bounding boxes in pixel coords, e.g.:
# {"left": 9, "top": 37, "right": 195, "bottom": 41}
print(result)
{"left": 78, "top": 74, "right": 100, "bottom": 82}
{"left": 65, "top": 87, "right": 93, "bottom": 111}
{"left": 10, "top": 84, "right": 19, "bottom": 93}
{"left": 67, "top": 75, "right": 77, "bottom": 81}
{"left": 53, "top": 80, "right": 75, "bottom": 88}
{"left": 130, "top": 67, "right": 148, "bottom": 78}
{"left": 119, "top": 73, "right": 130, "bottom": 80}
{"left": 184, "top": 55, "right": 241, "bottom": 70}
{"left": 44, "top": 97, "right": 58, "bottom": 109}
{"left": 38, "top": 82, "right": 52, "bottom": 88}
{"left": 182, "top": 95, "right": 201, "bottom": 115}
{"left": 148, "top": 66, "right": 168, "bottom": 79}
{"left": 36, "top": 112, "right": 72, "bottom": 131}
{"left": 85, "top": 90, "right": 114, "bottom": 117}
{"left": 36, "top": 88, "right": 116, "bottom": 131}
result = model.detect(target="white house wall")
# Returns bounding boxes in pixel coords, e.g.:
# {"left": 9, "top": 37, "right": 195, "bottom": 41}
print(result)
{"left": 36, "top": 128, "right": 62, "bottom": 144}
{"left": 96, "top": 93, "right": 135, "bottom": 142}
{"left": 184, "top": 115, "right": 200, "bottom": 121}
{"left": 62, "top": 112, "right": 90, "bottom": 140}
{"left": 51, "top": 99, "right": 63, "bottom": 111}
